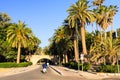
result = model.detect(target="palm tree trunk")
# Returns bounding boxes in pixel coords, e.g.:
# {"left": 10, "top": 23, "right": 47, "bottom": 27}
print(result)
{"left": 65, "top": 53, "right": 68, "bottom": 63}
{"left": 100, "top": 27, "right": 103, "bottom": 41}
{"left": 112, "top": 56, "right": 117, "bottom": 65}
{"left": 80, "top": 24, "right": 87, "bottom": 54}
{"left": 62, "top": 53, "right": 65, "bottom": 63}
{"left": 104, "top": 30, "right": 107, "bottom": 39}
{"left": 110, "top": 23, "right": 113, "bottom": 42}
{"left": 74, "top": 38, "right": 79, "bottom": 62}
{"left": 103, "top": 56, "right": 106, "bottom": 65}
{"left": 17, "top": 43, "right": 21, "bottom": 64}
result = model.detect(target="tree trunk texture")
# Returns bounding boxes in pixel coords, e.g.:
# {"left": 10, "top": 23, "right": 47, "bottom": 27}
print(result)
{"left": 17, "top": 43, "right": 21, "bottom": 64}
{"left": 74, "top": 39, "right": 79, "bottom": 62}
{"left": 80, "top": 24, "right": 87, "bottom": 54}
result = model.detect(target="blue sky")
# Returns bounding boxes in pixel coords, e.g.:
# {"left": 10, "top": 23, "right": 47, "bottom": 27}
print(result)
{"left": 0, "top": 0, "right": 120, "bottom": 48}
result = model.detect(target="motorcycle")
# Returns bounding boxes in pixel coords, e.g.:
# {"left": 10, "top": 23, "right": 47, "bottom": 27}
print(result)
{"left": 42, "top": 68, "right": 47, "bottom": 73}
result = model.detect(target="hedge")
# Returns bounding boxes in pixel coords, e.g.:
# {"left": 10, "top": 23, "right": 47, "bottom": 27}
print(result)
{"left": 0, "top": 62, "right": 32, "bottom": 68}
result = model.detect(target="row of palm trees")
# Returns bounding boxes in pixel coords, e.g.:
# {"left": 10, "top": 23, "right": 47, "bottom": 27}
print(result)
{"left": 46, "top": 0, "right": 119, "bottom": 65}
{"left": 67, "top": 0, "right": 118, "bottom": 63}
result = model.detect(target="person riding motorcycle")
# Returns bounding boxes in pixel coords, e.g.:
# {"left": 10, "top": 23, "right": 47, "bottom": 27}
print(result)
{"left": 42, "top": 62, "right": 47, "bottom": 73}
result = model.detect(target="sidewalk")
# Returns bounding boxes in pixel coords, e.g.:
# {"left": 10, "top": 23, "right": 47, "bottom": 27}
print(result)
{"left": 50, "top": 65, "right": 120, "bottom": 80}
{"left": 0, "top": 65, "right": 40, "bottom": 77}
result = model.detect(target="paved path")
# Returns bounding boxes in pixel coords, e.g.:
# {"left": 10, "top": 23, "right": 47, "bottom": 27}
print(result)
{"left": 0, "top": 65, "right": 120, "bottom": 80}
{"left": 0, "top": 65, "right": 40, "bottom": 77}
{"left": 0, "top": 65, "right": 86, "bottom": 80}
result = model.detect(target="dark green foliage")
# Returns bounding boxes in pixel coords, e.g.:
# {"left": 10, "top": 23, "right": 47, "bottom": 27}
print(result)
{"left": 0, "top": 62, "right": 17, "bottom": 68}
{"left": 0, "top": 62, "right": 32, "bottom": 68}
{"left": 98, "top": 64, "right": 119, "bottom": 73}
{"left": 112, "top": 32, "right": 117, "bottom": 39}
{"left": 63, "top": 61, "right": 77, "bottom": 69}
{"left": 5, "top": 51, "right": 17, "bottom": 62}
{"left": 83, "top": 62, "right": 91, "bottom": 71}
{"left": 0, "top": 54, "right": 6, "bottom": 62}
{"left": 63, "top": 61, "right": 91, "bottom": 71}
{"left": 70, "top": 61, "right": 78, "bottom": 69}
{"left": 17, "top": 62, "right": 32, "bottom": 67}
{"left": 117, "top": 28, "right": 120, "bottom": 37}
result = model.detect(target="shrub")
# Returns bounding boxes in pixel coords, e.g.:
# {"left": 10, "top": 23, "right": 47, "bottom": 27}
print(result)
{"left": 0, "top": 62, "right": 32, "bottom": 68}
{"left": 17, "top": 62, "right": 32, "bottom": 67}
{"left": 63, "top": 61, "right": 91, "bottom": 71}
{"left": 0, "top": 62, "right": 17, "bottom": 68}
{"left": 98, "top": 64, "right": 119, "bottom": 73}
{"left": 83, "top": 62, "right": 91, "bottom": 71}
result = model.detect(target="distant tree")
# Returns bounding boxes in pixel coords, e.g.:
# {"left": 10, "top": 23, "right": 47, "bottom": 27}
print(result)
{"left": 0, "top": 12, "right": 11, "bottom": 27}
{"left": 0, "top": 13, "right": 12, "bottom": 62}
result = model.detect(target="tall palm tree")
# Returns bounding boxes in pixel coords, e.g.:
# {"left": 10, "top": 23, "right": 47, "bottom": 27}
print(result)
{"left": 93, "top": 0, "right": 104, "bottom": 40}
{"left": 53, "top": 26, "right": 65, "bottom": 64}
{"left": 53, "top": 26, "right": 73, "bottom": 64}
{"left": 7, "top": 20, "right": 33, "bottom": 63}
{"left": 94, "top": 5, "right": 118, "bottom": 39}
{"left": 108, "top": 5, "right": 118, "bottom": 40}
{"left": 63, "top": 19, "right": 79, "bottom": 62}
{"left": 67, "top": 0, "right": 94, "bottom": 55}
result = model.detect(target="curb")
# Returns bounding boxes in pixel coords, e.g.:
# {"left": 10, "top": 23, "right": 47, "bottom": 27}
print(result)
{"left": 49, "top": 66, "right": 63, "bottom": 75}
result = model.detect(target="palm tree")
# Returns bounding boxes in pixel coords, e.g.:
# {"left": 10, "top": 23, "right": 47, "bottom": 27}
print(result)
{"left": 53, "top": 26, "right": 73, "bottom": 64}
{"left": 108, "top": 5, "right": 118, "bottom": 40}
{"left": 53, "top": 26, "right": 65, "bottom": 64}
{"left": 91, "top": 5, "right": 118, "bottom": 64}
{"left": 93, "top": 3, "right": 118, "bottom": 39}
{"left": 63, "top": 19, "right": 79, "bottom": 62}
{"left": 67, "top": 0, "right": 94, "bottom": 56}
{"left": 90, "top": 37, "right": 120, "bottom": 65}
{"left": 7, "top": 20, "right": 33, "bottom": 63}
{"left": 93, "top": 0, "right": 104, "bottom": 7}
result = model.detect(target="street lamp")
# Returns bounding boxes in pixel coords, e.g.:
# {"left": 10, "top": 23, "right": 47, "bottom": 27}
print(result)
{"left": 116, "top": 52, "right": 119, "bottom": 73}
{"left": 80, "top": 54, "right": 84, "bottom": 71}
{"left": 76, "top": 32, "right": 80, "bottom": 72}
{"left": 116, "top": 52, "right": 120, "bottom": 79}
{"left": 75, "top": 24, "right": 80, "bottom": 72}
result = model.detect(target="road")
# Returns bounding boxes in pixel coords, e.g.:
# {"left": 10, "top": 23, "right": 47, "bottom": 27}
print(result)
{"left": 0, "top": 66, "right": 86, "bottom": 80}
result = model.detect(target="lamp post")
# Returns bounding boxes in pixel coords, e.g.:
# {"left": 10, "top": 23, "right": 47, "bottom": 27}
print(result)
{"left": 116, "top": 52, "right": 120, "bottom": 79}
{"left": 116, "top": 52, "right": 119, "bottom": 73}
{"left": 75, "top": 24, "right": 80, "bottom": 72}
{"left": 80, "top": 54, "right": 84, "bottom": 71}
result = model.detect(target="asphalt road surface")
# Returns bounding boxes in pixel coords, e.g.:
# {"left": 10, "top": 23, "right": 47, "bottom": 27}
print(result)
{"left": 0, "top": 66, "right": 86, "bottom": 80}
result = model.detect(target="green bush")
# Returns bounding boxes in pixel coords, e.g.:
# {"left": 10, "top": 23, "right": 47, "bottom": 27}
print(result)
{"left": 98, "top": 64, "right": 119, "bottom": 73}
{"left": 63, "top": 62, "right": 71, "bottom": 67}
{"left": 83, "top": 62, "right": 91, "bottom": 71}
{"left": 63, "top": 61, "right": 91, "bottom": 71}
{"left": 0, "top": 62, "right": 32, "bottom": 68}
{"left": 70, "top": 61, "right": 78, "bottom": 69}
{"left": 17, "top": 62, "right": 32, "bottom": 67}
{"left": 0, "top": 62, "right": 17, "bottom": 68}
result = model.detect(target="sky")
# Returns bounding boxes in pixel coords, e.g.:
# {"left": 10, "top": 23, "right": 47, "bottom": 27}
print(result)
{"left": 0, "top": 0, "right": 120, "bottom": 48}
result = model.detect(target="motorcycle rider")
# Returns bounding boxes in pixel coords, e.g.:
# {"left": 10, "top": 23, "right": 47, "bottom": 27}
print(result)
{"left": 42, "top": 62, "right": 47, "bottom": 73}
